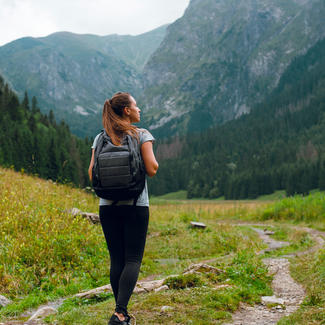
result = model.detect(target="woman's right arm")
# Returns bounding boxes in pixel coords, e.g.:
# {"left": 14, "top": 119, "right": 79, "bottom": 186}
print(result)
{"left": 141, "top": 141, "right": 159, "bottom": 177}
{"left": 88, "top": 149, "right": 95, "bottom": 181}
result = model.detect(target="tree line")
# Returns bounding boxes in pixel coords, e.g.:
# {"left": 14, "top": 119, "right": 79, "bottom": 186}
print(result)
{"left": 0, "top": 77, "right": 92, "bottom": 187}
{"left": 148, "top": 37, "right": 325, "bottom": 199}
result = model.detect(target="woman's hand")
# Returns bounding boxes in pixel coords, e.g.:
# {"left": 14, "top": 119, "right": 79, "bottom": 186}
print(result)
{"left": 141, "top": 141, "right": 159, "bottom": 177}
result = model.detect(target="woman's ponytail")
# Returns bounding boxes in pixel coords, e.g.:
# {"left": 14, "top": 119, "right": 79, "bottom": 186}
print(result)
{"left": 102, "top": 92, "right": 139, "bottom": 146}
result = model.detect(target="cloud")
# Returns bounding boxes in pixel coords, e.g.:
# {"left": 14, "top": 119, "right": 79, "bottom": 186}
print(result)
{"left": 0, "top": 0, "right": 190, "bottom": 45}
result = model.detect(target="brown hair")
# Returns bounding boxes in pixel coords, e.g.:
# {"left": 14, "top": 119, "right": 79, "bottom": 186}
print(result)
{"left": 102, "top": 92, "right": 139, "bottom": 146}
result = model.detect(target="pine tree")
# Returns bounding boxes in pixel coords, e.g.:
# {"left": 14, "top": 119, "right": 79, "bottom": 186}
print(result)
{"left": 22, "top": 91, "right": 30, "bottom": 111}
{"left": 49, "top": 110, "right": 56, "bottom": 126}
{"left": 31, "top": 96, "right": 39, "bottom": 113}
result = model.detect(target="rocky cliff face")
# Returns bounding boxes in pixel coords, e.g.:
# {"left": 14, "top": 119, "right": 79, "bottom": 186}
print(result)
{"left": 0, "top": 26, "right": 167, "bottom": 137}
{"left": 141, "top": 0, "right": 325, "bottom": 137}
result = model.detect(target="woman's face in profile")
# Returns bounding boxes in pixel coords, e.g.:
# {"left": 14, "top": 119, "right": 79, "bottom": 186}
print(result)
{"left": 127, "top": 96, "right": 141, "bottom": 123}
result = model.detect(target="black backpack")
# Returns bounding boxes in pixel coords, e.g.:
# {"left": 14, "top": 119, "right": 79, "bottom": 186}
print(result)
{"left": 92, "top": 130, "right": 146, "bottom": 204}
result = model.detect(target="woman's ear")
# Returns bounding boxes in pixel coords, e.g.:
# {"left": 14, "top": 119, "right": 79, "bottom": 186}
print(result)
{"left": 123, "top": 107, "right": 130, "bottom": 116}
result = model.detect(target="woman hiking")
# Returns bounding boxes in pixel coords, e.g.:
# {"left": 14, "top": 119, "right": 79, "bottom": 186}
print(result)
{"left": 88, "top": 92, "right": 159, "bottom": 325}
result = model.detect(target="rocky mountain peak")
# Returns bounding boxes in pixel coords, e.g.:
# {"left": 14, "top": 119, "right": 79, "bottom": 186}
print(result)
{"left": 140, "top": 0, "right": 325, "bottom": 138}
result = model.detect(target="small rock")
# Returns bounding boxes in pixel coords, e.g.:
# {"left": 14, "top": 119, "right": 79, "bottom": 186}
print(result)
{"left": 67, "top": 208, "right": 100, "bottom": 224}
{"left": 0, "top": 294, "right": 12, "bottom": 307}
{"left": 75, "top": 284, "right": 112, "bottom": 299}
{"left": 81, "top": 212, "right": 100, "bottom": 224}
{"left": 133, "top": 286, "right": 147, "bottom": 294}
{"left": 137, "top": 279, "right": 165, "bottom": 292}
{"left": 27, "top": 306, "right": 57, "bottom": 323}
{"left": 183, "top": 263, "right": 225, "bottom": 275}
{"left": 155, "top": 285, "right": 169, "bottom": 292}
{"left": 161, "top": 305, "right": 174, "bottom": 312}
{"left": 190, "top": 221, "right": 206, "bottom": 228}
{"left": 214, "top": 284, "right": 232, "bottom": 289}
{"left": 261, "top": 295, "right": 285, "bottom": 305}
{"left": 264, "top": 230, "right": 275, "bottom": 235}
{"left": 68, "top": 207, "right": 81, "bottom": 216}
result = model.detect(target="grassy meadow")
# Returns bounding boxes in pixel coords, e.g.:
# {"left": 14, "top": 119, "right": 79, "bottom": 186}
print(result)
{"left": 0, "top": 167, "right": 324, "bottom": 324}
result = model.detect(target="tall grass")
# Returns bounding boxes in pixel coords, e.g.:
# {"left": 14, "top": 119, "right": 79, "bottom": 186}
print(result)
{"left": 0, "top": 167, "right": 106, "bottom": 302}
{"left": 259, "top": 193, "right": 325, "bottom": 225}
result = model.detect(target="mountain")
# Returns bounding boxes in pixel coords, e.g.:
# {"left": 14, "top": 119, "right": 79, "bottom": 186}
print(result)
{"left": 141, "top": 0, "right": 325, "bottom": 138}
{"left": 101, "top": 25, "right": 168, "bottom": 72}
{"left": 148, "top": 37, "right": 325, "bottom": 198}
{"left": 0, "top": 25, "right": 167, "bottom": 137}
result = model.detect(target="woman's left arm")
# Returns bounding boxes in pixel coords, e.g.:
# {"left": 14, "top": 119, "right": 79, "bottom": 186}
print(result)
{"left": 88, "top": 149, "right": 95, "bottom": 181}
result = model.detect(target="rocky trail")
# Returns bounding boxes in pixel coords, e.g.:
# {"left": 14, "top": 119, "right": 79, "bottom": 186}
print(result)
{"left": 0, "top": 222, "right": 324, "bottom": 325}
{"left": 223, "top": 222, "right": 325, "bottom": 325}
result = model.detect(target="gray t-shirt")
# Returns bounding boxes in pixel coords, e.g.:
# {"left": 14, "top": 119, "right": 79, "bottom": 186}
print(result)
{"left": 91, "top": 128, "right": 155, "bottom": 207}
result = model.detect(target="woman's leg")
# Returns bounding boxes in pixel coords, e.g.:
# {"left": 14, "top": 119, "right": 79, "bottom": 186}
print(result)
{"left": 99, "top": 205, "right": 126, "bottom": 303}
{"left": 114, "top": 205, "right": 149, "bottom": 316}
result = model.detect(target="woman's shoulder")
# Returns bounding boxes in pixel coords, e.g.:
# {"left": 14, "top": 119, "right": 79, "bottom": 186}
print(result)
{"left": 136, "top": 128, "right": 155, "bottom": 144}
{"left": 91, "top": 132, "right": 103, "bottom": 149}
{"left": 136, "top": 127, "right": 150, "bottom": 134}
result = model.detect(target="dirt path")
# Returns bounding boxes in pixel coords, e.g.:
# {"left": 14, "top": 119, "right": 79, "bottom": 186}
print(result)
{"left": 223, "top": 223, "right": 325, "bottom": 325}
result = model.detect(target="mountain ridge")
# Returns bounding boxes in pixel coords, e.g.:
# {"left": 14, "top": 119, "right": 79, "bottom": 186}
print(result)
{"left": 0, "top": 25, "right": 167, "bottom": 137}
{"left": 140, "top": 0, "right": 325, "bottom": 138}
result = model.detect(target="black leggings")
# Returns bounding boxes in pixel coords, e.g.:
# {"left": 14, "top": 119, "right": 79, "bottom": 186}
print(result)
{"left": 99, "top": 205, "right": 149, "bottom": 316}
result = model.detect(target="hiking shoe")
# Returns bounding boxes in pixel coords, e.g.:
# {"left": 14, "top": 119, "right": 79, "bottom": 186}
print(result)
{"left": 108, "top": 314, "right": 129, "bottom": 325}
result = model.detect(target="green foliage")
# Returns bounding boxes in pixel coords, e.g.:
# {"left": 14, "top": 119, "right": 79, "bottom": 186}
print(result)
{"left": 227, "top": 250, "right": 272, "bottom": 295}
{"left": 0, "top": 78, "right": 91, "bottom": 187}
{"left": 260, "top": 192, "right": 325, "bottom": 223}
{"left": 163, "top": 273, "right": 204, "bottom": 289}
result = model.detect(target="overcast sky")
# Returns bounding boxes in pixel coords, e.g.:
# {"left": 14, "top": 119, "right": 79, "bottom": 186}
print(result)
{"left": 0, "top": 0, "right": 190, "bottom": 46}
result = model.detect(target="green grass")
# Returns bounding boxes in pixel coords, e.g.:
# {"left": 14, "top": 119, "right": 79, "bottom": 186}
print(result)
{"left": 1, "top": 167, "right": 324, "bottom": 324}
{"left": 258, "top": 192, "right": 325, "bottom": 229}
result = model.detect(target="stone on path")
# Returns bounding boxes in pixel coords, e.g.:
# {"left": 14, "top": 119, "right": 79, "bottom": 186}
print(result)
{"left": 183, "top": 263, "right": 225, "bottom": 275}
{"left": 0, "top": 294, "right": 12, "bottom": 307}
{"left": 27, "top": 306, "right": 57, "bottom": 323}
{"left": 154, "top": 285, "right": 169, "bottom": 292}
{"left": 261, "top": 295, "right": 285, "bottom": 305}
{"left": 75, "top": 284, "right": 112, "bottom": 299}
{"left": 136, "top": 279, "right": 165, "bottom": 292}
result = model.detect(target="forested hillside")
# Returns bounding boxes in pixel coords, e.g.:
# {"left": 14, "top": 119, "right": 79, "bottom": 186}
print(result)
{"left": 0, "top": 76, "right": 91, "bottom": 186}
{"left": 148, "top": 37, "right": 325, "bottom": 199}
